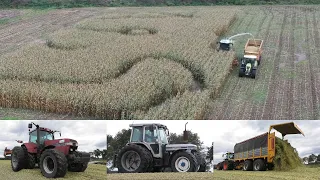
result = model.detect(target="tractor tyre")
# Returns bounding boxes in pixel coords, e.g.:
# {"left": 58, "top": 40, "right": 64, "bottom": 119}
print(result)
{"left": 251, "top": 69, "right": 256, "bottom": 79}
{"left": 40, "top": 149, "right": 68, "bottom": 178}
{"left": 11, "top": 146, "right": 26, "bottom": 172}
{"left": 143, "top": 147, "right": 153, "bottom": 172}
{"left": 243, "top": 160, "right": 253, "bottom": 171}
{"left": 22, "top": 146, "right": 35, "bottom": 169}
{"left": 117, "top": 144, "right": 151, "bottom": 173}
{"left": 223, "top": 160, "right": 234, "bottom": 170}
{"left": 239, "top": 68, "right": 245, "bottom": 77}
{"left": 253, "top": 159, "right": 266, "bottom": 171}
{"left": 171, "top": 151, "right": 199, "bottom": 172}
{"left": 195, "top": 152, "right": 206, "bottom": 172}
{"left": 68, "top": 162, "right": 88, "bottom": 172}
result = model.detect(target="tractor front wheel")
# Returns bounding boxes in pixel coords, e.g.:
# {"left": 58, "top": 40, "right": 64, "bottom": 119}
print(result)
{"left": 195, "top": 152, "right": 206, "bottom": 172}
{"left": 223, "top": 160, "right": 234, "bottom": 170}
{"left": 11, "top": 146, "right": 25, "bottom": 172}
{"left": 171, "top": 151, "right": 199, "bottom": 172}
{"left": 251, "top": 69, "right": 256, "bottom": 79}
{"left": 40, "top": 149, "right": 67, "bottom": 178}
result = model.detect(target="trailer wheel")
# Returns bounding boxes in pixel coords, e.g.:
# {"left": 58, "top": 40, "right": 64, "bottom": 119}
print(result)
{"left": 253, "top": 159, "right": 266, "bottom": 171}
{"left": 243, "top": 160, "right": 253, "bottom": 171}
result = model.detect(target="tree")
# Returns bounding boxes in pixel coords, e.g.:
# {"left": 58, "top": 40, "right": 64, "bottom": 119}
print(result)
{"left": 106, "top": 129, "right": 131, "bottom": 163}
{"left": 94, "top": 149, "right": 102, "bottom": 159}
{"left": 308, "top": 154, "right": 317, "bottom": 163}
{"left": 168, "top": 131, "right": 203, "bottom": 150}
{"left": 302, "top": 157, "right": 308, "bottom": 164}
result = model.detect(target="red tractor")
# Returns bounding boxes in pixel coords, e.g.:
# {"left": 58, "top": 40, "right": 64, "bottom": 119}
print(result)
{"left": 11, "top": 122, "right": 90, "bottom": 178}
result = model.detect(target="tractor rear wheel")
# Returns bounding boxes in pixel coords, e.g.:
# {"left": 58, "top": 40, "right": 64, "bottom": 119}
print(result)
{"left": 117, "top": 144, "right": 152, "bottom": 173}
{"left": 68, "top": 163, "right": 88, "bottom": 172}
{"left": 40, "top": 149, "right": 68, "bottom": 178}
{"left": 11, "top": 146, "right": 25, "bottom": 172}
{"left": 171, "top": 151, "right": 199, "bottom": 172}
{"left": 253, "top": 159, "right": 266, "bottom": 171}
{"left": 243, "top": 160, "right": 253, "bottom": 171}
{"left": 22, "top": 146, "right": 35, "bottom": 169}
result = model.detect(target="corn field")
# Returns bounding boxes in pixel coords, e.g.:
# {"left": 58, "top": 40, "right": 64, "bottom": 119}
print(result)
{"left": 0, "top": 7, "right": 238, "bottom": 119}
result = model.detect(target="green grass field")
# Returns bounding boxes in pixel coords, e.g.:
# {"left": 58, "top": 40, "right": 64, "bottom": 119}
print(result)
{"left": 0, "top": 160, "right": 106, "bottom": 180}
{"left": 213, "top": 166, "right": 320, "bottom": 180}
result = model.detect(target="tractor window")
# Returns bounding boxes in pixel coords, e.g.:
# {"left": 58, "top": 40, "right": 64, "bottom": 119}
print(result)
{"left": 39, "top": 131, "right": 53, "bottom": 144}
{"left": 29, "top": 130, "right": 53, "bottom": 144}
{"left": 159, "top": 128, "right": 168, "bottom": 144}
{"left": 144, "top": 126, "right": 158, "bottom": 143}
{"left": 131, "top": 127, "right": 143, "bottom": 142}
{"left": 228, "top": 153, "right": 234, "bottom": 159}
{"left": 29, "top": 131, "right": 37, "bottom": 144}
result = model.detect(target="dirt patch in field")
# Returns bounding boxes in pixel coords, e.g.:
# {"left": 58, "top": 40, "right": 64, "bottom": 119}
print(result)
{"left": 0, "top": 10, "right": 20, "bottom": 19}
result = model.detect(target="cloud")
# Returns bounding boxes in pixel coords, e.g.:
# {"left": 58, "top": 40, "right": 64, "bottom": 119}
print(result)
{"left": 0, "top": 120, "right": 106, "bottom": 157}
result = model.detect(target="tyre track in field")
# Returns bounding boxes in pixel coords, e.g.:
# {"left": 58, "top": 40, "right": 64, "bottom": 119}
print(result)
{"left": 235, "top": 7, "right": 269, "bottom": 120}
{"left": 215, "top": 13, "right": 256, "bottom": 119}
{"left": 308, "top": 10, "right": 320, "bottom": 119}
{"left": 248, "top": 7, "right": 274, "bottom": 120}
{"left": 261, "top": 10, "right": 288, "bottom": 120}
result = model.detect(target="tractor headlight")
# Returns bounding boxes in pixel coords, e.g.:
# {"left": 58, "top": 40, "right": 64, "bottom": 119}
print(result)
{"left": 64, "top": 142, "right": 73, "bottom": 146}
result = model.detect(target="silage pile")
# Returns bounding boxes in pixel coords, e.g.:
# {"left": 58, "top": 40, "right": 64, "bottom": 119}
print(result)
{"left": 274, "top": 137, "right": 302, "bottom": 171}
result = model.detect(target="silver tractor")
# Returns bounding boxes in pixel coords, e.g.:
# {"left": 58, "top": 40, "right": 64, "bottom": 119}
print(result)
{"left": 114, "top": 123, "right": 206, "bottom": 173}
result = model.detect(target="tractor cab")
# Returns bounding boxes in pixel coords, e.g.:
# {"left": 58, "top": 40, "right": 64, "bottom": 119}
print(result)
{"left": 129, "top": 123, "right": 169, "bottom": 159}
{"left": 222, "top": 152, "right": 234, "bottom": 161}
{"left": 217, "top": 39, "right": 233, "bottom": 51}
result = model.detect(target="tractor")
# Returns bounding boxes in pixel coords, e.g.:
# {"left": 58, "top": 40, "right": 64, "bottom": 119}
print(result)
{"left": 11, "top": 122, "right": 90, "bottom": 178}
{"left": 4, "top": 147, "right": 12, "bottom": 160}
{"left": 114, "top": 123, "right": 207, "bottom": 173}
{"left": 216, "top": 152, "right": 235, "bottom": 170}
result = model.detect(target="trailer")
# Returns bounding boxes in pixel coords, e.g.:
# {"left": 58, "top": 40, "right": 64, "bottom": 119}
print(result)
{"left": 217, "top": 122, "right": 304, "bottom": 171}
{"left": 239, "top": 39, "right": 263, "bottom": 78}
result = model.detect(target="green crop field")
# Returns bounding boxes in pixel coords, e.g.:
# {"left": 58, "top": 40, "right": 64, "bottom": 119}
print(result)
{"left": 0, "top": 160, "right": 106, "bottom": 180}
{"left": 213, "top": 166, "right": 320, "bottom": 180}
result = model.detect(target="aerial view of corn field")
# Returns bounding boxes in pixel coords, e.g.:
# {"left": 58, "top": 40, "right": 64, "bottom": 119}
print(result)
{"left": 0, "top": 3, "right": 319, "bottom": 120}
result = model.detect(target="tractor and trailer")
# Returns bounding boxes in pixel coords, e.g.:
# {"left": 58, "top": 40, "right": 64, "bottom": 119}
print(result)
{"left": 216, "top": 122, "right": 304, "bottom": 171}
{"left": 10, "top": 122, "right": 90, "bottom": 178}
{"left": 112, "top": 123, "right": 208, "bottom": 173}
{"left": 217, "top": 33, "right": 263, "bottom": 79}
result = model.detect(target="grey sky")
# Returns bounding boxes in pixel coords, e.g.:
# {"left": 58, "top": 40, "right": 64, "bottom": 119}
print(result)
{"left": 106, "top": 120, "right": 320, "bottom": 164}
{"left": 0, "top": 120, "right": 107, "bottom": 158}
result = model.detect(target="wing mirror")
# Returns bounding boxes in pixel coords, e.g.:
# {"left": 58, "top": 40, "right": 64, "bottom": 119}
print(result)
{"left": 28, "top": 123, "right": 32, "bottom": 129}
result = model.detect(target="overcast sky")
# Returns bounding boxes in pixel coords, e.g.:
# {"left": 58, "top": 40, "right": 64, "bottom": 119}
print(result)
{"left": 106, "top": 120, "right": 320, "bottom": 164}
{"left": 0, "top": 120, "right": 106, "bottom": 158}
